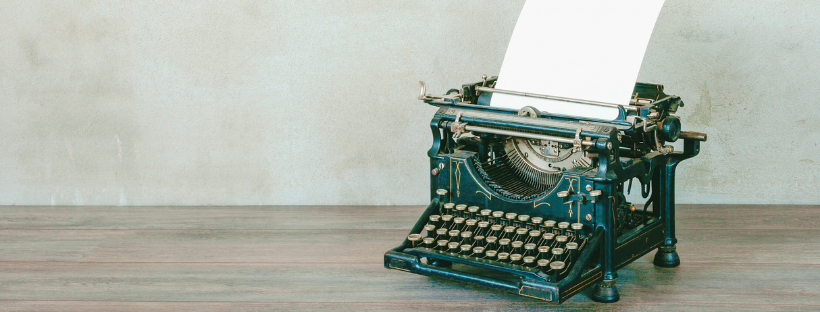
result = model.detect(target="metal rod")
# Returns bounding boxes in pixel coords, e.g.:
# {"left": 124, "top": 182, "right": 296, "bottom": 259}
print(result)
{"left": 464, "top": 125, "right": 595, "bottom": 146}
{"left": 476, "top": 86, "right": 638, "bottom": 111}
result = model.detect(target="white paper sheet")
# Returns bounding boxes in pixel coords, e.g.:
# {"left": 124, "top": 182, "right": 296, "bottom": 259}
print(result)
{"left": 491, "top": 0, "right": 665, "bottom": 120}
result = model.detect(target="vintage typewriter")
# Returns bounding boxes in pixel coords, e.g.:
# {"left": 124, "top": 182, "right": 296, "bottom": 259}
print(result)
{"left": 384, "top": 76, "right": 707, "bottom": 303}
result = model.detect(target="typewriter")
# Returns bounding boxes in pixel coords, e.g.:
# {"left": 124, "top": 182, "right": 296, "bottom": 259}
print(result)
{"left": 384, "top": 76, "right": 707, "bottom": 303}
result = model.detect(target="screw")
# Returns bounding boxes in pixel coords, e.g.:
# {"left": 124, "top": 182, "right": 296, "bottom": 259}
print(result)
{"left": 585, "top": 214, "right": 593, "bottom": 221}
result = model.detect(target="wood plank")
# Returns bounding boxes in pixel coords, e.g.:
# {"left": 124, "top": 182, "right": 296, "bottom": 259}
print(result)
{"left": 1, "top": 205, "right": 818, "bottom": 231}
{"left": 1, "top": 228, "right": 818, "bottom": 265}
{"left": 1, "top": 262, "right": 820, "bottom": 306}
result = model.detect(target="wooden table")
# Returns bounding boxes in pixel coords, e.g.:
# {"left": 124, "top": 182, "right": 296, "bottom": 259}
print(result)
{"left": 1, "top": 205, "right": 818, "bottom": 311}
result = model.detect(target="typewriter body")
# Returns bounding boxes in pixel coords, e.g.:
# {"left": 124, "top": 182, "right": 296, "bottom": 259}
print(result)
{"left": 384, "top": 77, "right": 707, "bottom": 303}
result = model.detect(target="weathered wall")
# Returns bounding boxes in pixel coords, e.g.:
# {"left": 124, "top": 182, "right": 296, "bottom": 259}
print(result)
{"left": 0, "top": 0, "right": 817, "bottom": 205}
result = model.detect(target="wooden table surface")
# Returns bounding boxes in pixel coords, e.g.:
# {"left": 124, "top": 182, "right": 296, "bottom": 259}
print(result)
{"left": 0, "top": 205, "right": 818, "bottom": 311}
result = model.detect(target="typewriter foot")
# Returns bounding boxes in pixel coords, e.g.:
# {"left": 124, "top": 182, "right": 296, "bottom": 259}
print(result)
{"left": 653, "top": 245, "right": 681, "bottom": 268}
{"left": 590, "top": 279, "right": 620, "bottom": 303}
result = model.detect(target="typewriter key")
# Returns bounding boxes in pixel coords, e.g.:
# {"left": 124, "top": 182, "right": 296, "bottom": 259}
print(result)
{"left": 516, "top": 215, "right": 530, "bottom": 228}
{"left": 473, "top": 235, "right": 486, "bottom": 247}
{"left": 455, "top": 204, "right": 468, "bottom": 218}
{"left": 541, "top": 232, "right": 556, "bottom": 246}
{"left": 479, "top": 209, "right": 492, "bottom": 222}
{"left": 423, "top": 224, "right": 436, "bottom": 237}
{"left": 537, "top": 259, "right": 551, "bottom": 273}
{"left": 428, "top": 215, "right": 441, "bottom": 227}
{"left": 448, "top": 242, "right": 461, "bottom": 253}
{"left": 452, "top": 217, "right": 466, "bottom": 230}
{"left": 514, "top": 228, "right": 529, "bottom": 241}
{"left": 498, "top": 238, "right": 511, "bottom": 253}
{"left": 570, "top": 222, "right": 585, "bottom": 238}
{"left": 485, "top": 236, "right": 498, "bottom": 250}
{"left": 551, "top": 247, "right": 565, "bottom": 262}
{"left": 491, "top": 211, "right": 504, "bottom": 224}
{"left": 502, "top": 226, "right": 516, "bottom": 239}
{"left": 524, "top": 243, "right": 537, "bottom": 257}
{"left": 436, "top": 239, "right": 449, "bottom": 251}
{"left": 490, "top": 224, "right": 503, "bottom": 237}
{"left": 497, "top": 252, "right": 510, "bottom": 263}
{"left": 436, "top": 189, "right": 448, "bottom": 204}
{"left": 460, "top": 244, "right": 473, "bottom": 255}
{"left": 543, "top": 220, "right": 557, "bottom": 233}
{"left": 510, "top": 253, "right": 523, "bottom": 265}
{"left": 538, "top": 245, "right": 551, "bottom": 259}
{"left": 530, "top": 217, "right": 544, "bottom": 230}
{"left": 511, "top": 241, "right": 524, "bottom": 255}
{"left": 467, "top": 206, "right": 480, "bottom": 217}
{"left": 464, "top": 219, "right": 477, "bottom": 233}
{"left": 557, "top": 222, "right": 570, "bottom": 235}
{"left": 523, "top": 256, "right": 536, "bottom": 267}
{"left": 435, "top": 228, "right": 448, "bottom": 240}
{"left": 422, "top": 237, "right": 436, "bottom": 248}
{"left": 549, "top": 261, "right": 566, "bottom": 281}
{"left": 407, "top": 234, "right": 423, "bottom": 247}
{"left": 527, "top": 230, "right": 542, "bottom": 244}
{"left": 476, "top": 221, "right": 490, "bottom": 236}
{"left": 485, "top": 250, "right": 498, "bottom": 260}
{"left": 442, "top": 203, "right": 455, "bottom": 215}
{"left": 460, "top": 231, "right": 473, "bottom": 245}
{"left": 448, "top": 230, "right": 461, "bottom": 242}
{"left": 441, "top": 214, "right": 454, "bottom": 229}
{"left": 472, "top": 246, "right": 485, "bottom": 257}
{"left": 566, "top": 242, "right": 579, "bottom": 262}
{"left": 504, "top": 213, "right": 518, "bottom": 226}
{"left": 555, "top": 235, "right": 568, "bottom": 249}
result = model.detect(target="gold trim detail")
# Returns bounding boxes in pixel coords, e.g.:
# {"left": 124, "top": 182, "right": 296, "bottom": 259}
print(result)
{"left": 534, "top": 202, "right": 551, "bottom": 208}
{"left": 476, "top": 190, "right": 491, "bottom": 200}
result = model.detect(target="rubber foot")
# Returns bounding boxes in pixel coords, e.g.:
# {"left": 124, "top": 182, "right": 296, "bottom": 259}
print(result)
{"left": 653, "top": 245, "right": 681, "bottom": 268}
{"left": 590, "top": 279, "right": 620, "bottom": 303}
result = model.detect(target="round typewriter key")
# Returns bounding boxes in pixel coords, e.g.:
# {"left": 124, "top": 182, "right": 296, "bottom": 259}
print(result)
{"left": 460, "top": 244, "right": 472, "bottom": 255}
{"left": 514, "top": 228, "right": 529, "bottom": 241}
{"left": 498, "top": 238, "right": 511, "bottom": 253}
{"left": 423, "top": 224, "right": 436, "bottom": 237}
{"left": 524, "top": 243, "right": 537, "bottom": 257}
{"left": 479, "top": 209, "right": 492, "bottom": 222}
{"left": 423, "top": 237, "right": 436, "bottom": 248}
{"left": 441, "top": 214, "right": 454, "bottom": 229}
{"left": 476, "top": 221, "right": 490, "bottom": 236}
{"left": 428, "top": 215, "right": 441, "bottom": 227}
{"left": 448, "top": 230, "right": 461, "bottom": 242}
{"left": 541, "top": 232, "right": 556, "bottom": 246}
{"left": 464, "top": 219, "right": 477, "bottom": 232}
{"left": 531, "top": 217, "right": 544, "bottom": 228}
{"left": 460, "top": 231, "right": 473, "bottom": 245}
{"left": 510, "top": 253, "right": 523, "bottom": 265}
{"left": 491, "top": 211, "right": 504, "bottom": 224}
{"left": 538, "top": 245, "right": 551, "bottom": 259}
{"left": 490, "top": 224, "right": 503, "bottom": 237}
{"left": 555, "top": 235, "right": 568, "bottom": 248}
{"left": 549, "top": 261, "right": 566, "bottom": 281}
{"left": 408, "top": 234, "right": 422, "bottom": 247}
{"left": 452, "top": 217, "right": 466, "bottom": 230}
{"left": 504, "top": 212, "right": 518, "bottom": 226}
{"left": 455, "top": 204, "right": 468, "bottom": 218}
{"left": 511, "top": 241, "right": 524, "bottom": 255}
{"left": 497, "top": 252, "right": 510, "bottom": 263}
{"left": 436, "top": 239, "right": 449, "bottom": 251}
{"left": 435, "top": 228, "right": 448, "bottom": 240}
{"left": 570, "top": 222, "right": 585, "bottom": 238}
{"left": 448, "top": 241, "right": 461, "bottom": 253}
{"left": 442, "top": 202, "right": 455, "bottom": 215}
{"left": 436, "top": 189, "right": 448, "bottom": 203}
{"left": 485, "top": 236, "right": 498, "bottom": 250}
{"left": 557, "top": 222, "right": 570, "bottom": 235}
{"left": 503, "top": 226, "right": 516, "bottom": 239}
{"left": 527, "top": 230, "right": 542, "bottom": 244}
{"left": 537, "top": 259, "right": 551, "bottom": 273}
{"left": 566, "top": 242, "right": 579, "bottom": 262}
{"left": 551, "top": 247, "right": 565, "bottom": 262}
{"left": 467, "top": 206, "right": 480, "bottom": 216}
{"left": 523, "top": 256, "right": 536, "bottom": 267}
{"left": 543, "top": 220, "right": 557, "bottom": 233}
{"left": 473, "top": 246, "right": 485, "bottom": 257}
{"left": 485, "top": 249, "right": 498, "bottom": 260}
{"left": 516, "top": 215, "right": 530, "bottom": 228}
{"left": 473, "top": 235, "right": 486, "bottom": 247}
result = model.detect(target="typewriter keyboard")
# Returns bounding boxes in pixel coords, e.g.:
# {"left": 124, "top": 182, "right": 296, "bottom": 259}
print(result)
{"left": 406, "top": 203, "right": 588, "bottom": 282}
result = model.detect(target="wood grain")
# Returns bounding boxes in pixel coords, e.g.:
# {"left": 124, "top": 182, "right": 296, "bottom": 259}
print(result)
{"left": 1, "top": 204, "right": 818, "bottom": 310}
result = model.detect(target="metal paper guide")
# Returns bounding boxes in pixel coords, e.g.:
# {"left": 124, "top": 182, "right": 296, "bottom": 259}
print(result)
{"left": 491, "top": 0, "right": 665, "bottom": 120}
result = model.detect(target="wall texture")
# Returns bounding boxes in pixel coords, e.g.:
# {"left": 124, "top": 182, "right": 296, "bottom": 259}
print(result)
{"left": 0, "top": 0, "right": 817, "bottom": 206}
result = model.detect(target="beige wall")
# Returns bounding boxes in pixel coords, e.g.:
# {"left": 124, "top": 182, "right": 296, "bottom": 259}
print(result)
{"left": 0, "top": 0, "right": 817, "bottom": 206}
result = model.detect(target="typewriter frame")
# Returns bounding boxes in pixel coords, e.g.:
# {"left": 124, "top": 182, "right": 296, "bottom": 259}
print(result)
{"left": 385, "top": 80, "right": 705, "bottom": 303}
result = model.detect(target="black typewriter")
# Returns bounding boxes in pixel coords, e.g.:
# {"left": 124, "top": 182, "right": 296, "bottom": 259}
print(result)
{"left": 384, "top": 76, "right": 707, "bottom": 303}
